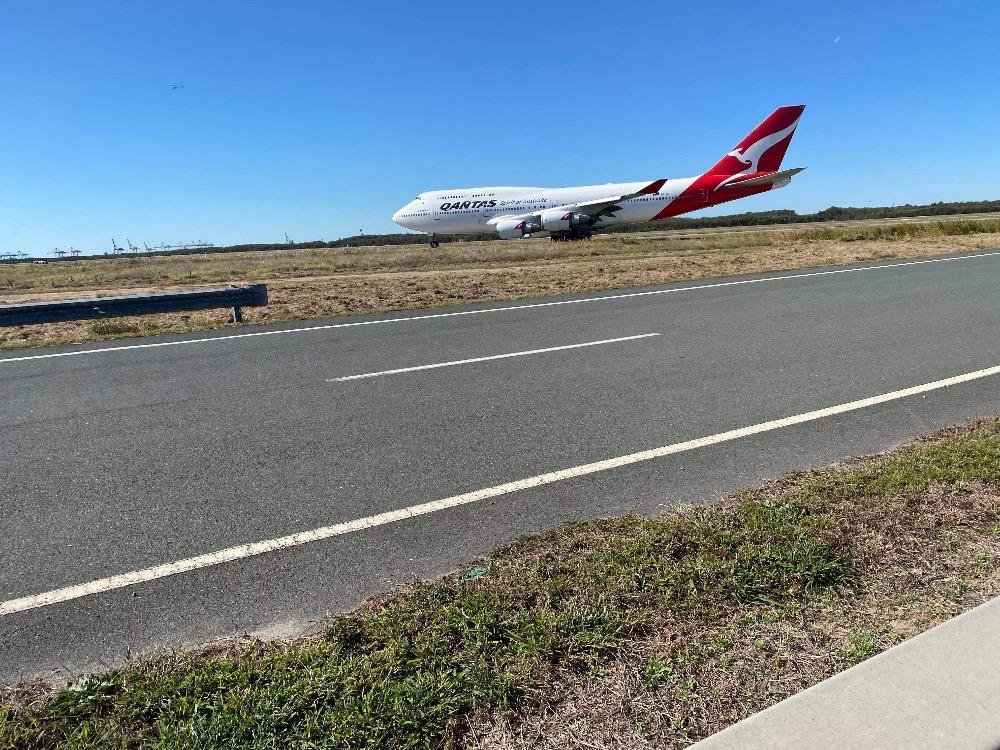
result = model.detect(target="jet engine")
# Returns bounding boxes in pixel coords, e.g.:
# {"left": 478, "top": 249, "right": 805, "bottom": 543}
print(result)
{"left": 540, "top": 209, "right": 592, "bottom": 232}
{"left": 494, "top": 218, "right": 542, "bottom": 239}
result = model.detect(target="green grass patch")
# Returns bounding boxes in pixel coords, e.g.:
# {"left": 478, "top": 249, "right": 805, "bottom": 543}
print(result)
{"left": 797, "top": 425, "right": 1000, "bottom": 503}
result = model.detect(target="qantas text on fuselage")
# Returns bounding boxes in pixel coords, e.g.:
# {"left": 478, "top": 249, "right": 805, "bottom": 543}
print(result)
{"left": 393, "top": 106, "right": 806, "bottom": 244}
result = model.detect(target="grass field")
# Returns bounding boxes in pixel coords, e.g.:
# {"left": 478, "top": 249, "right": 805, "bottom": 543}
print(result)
{"left": 2, "top": 418, "right": 998, "bottom": 749}
{"left": 2, "top": 216, "right": 999, "bottom": 349}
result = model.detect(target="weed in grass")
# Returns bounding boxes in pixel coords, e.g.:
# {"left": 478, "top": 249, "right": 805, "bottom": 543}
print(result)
{"left": 678, "top": 678, "right": 698, "bottom": 701}
{"left": 642, "top": 655, "right": 675, "bottom": 688}
{"left": 837, "top": 629, "right": 881, "bottom": 667}
{"left": 670, "top": 645, "right": 704, "bottom": 669}
{"left": 709, "top": 635, "right": 732, "bottom": 653}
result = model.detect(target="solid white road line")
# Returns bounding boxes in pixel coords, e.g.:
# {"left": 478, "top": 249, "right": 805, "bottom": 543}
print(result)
{"left": 326, "top": 333, "right": 660, "bottom": 382}
{"left": 2, "top": 251, "right": 998, "bottom": 364}
{"left": 2, "top": 362, "right": 998, "bottom": 616}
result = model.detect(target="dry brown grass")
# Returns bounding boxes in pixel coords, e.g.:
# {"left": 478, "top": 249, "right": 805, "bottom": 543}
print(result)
{"left": 3, "top": 223, "right": 999, "bottom": 350}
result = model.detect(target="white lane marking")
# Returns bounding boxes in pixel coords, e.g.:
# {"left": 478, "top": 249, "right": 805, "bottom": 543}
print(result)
{"left": 2, "top": 251, "right": 998, "bottom": 364}
{"left": 2, "top": 362, "right": 998, "bottom": 616}
{"left": 326, "top": 333, "right": 660, "bottom": 382}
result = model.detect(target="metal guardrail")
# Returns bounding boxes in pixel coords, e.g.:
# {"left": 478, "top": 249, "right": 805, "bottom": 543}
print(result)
{"left": 0, "top": 284, "right": 268, "bottom": 327}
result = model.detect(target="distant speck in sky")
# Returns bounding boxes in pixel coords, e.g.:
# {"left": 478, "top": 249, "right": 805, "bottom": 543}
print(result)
{"left": 833, "top": 36, "right": 841, "bottom": 43}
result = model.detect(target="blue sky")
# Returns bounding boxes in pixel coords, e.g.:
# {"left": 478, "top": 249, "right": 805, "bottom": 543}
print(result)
{"left": 1, "top": 1, "right": 998, "bottom": 255}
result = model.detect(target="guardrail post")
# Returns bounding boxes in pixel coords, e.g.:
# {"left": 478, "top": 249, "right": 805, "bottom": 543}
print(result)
{"left": 231, "top": 305, "right": 243, "bottom": 324}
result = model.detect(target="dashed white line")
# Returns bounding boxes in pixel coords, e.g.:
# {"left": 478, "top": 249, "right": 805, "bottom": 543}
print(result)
{"left": 2, "top": 361, "right": 998, "bottom": 616}
{"left": 2, "top": 251, "right": 997, "bottom": 364}
{"left": 326, "top": 333, "right": 660, "bottom": 381}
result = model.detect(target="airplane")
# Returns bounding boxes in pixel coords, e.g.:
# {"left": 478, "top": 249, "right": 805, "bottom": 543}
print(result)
{"left": 393, "top": 105, "right": 805, "bottom": 247}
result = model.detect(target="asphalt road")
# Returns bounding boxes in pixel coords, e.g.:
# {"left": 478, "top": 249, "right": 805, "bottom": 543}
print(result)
{"left": 2, "top": 250, "right": 999, "bottom": 682}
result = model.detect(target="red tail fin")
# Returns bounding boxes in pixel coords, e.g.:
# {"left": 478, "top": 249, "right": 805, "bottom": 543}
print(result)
{"left": 710, "top": 105, "right": 805, "bottom": 176}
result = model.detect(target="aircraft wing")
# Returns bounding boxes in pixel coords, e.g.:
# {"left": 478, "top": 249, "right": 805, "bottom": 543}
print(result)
{"left": 497, "top": 179, "right": 667, "bottom": 221}
{"left": 568, "top": 178, "right": 668, "bottom": 217}
{"left": 721, "top": 167, "right": 804, "bottom": 189}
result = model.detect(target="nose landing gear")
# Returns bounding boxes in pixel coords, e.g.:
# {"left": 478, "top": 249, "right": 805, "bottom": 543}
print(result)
{"left": 429, "top": 234, "right": 440, "bottom": 248}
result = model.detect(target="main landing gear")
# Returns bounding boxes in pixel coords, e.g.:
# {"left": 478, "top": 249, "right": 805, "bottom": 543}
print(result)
{"left": 429, "top": 234, "right": 440, "bottom": 248}
{"left": 549, "top": 228, "right": 594, "bottom": 242}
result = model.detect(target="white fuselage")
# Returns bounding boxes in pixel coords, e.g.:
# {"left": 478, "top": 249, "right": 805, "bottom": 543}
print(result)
{"left": 392, "top": 178, "right": 702, "bottom": 236}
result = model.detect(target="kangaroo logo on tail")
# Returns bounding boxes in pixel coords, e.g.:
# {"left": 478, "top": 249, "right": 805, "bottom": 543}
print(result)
{"left": 710, "top": 106, "right": 805, "bottom": 189}
{"left": 715, "top": 119, "right": 801, "bottom": 189}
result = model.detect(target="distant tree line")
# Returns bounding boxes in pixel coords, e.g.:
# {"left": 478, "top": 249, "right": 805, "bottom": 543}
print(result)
{"left": 605, "top": 199, "right": 1000, "bottom": 234}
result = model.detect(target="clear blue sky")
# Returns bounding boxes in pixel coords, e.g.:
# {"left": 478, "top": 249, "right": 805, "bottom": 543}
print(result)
{"left": 2, "top": 0, "right": 998, "bottom": 255}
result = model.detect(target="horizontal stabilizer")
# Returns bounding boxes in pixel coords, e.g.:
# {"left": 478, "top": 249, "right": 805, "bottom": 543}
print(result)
{"left": 722, "top": 167, "right": 805, "bottom": 189}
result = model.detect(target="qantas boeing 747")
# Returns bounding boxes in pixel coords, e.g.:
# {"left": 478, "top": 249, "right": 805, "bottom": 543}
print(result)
{"left": 393, "top": 105, "right": 805, "bottom": 246}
